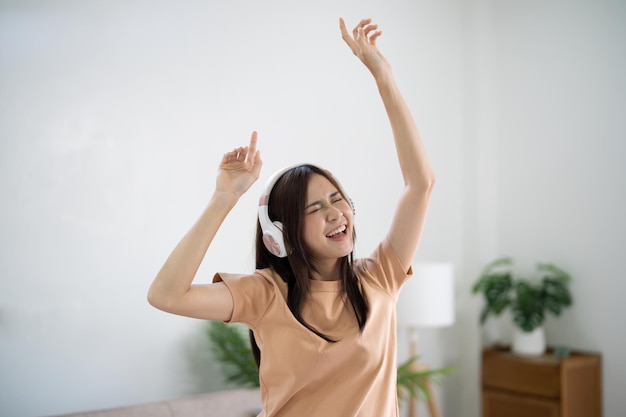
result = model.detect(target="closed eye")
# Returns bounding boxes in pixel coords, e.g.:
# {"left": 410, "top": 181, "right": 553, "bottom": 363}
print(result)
{"left": 305, "top": 201, "right": 322, "bottom": 214}
{"left": 305, "top": 191, "right": 344, "bottom": 214}
{"left": 330, "top": 191, "right": 343, "bottom": 203}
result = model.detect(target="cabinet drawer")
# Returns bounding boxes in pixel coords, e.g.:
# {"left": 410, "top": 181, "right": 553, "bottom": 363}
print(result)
{"left": 481, "top": 347, "right": 602, "bottom": 417}
{"left": 482, "top": 349, "right": 560, "bottom": 397}
{"left": 483, "top": 389, "right": 560, "bottom": 417}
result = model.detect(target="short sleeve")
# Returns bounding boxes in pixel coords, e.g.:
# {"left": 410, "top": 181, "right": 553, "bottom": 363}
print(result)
{"left": 212, "top": 271, "right": 276, "bottom": 327}
{"left": 355, "top": 237, "right": 413, "bottom": 297}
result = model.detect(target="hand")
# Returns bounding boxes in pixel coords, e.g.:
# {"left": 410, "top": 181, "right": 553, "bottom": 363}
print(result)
{"left": 216, "top": 131, "right": 263, "bottom": 196}
{"left": 339, "top": 17, "right": 391, "bottom": 78}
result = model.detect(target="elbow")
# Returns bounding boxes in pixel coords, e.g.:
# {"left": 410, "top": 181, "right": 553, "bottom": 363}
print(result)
{"left": 405, "top": 172, "right": 435, "bottom": 200}
{"left": 147, "top": 285, "right": 171, "bottom": 311}
{"left": 147, "top": 288, "right": 160, "bottom": 309}
{"left": 424, "top": 172, "right": 436, "bottom": 191}
{"left": 417, "top": 171, "right": 436, "bottom": 194}
{"left": 407, "top": 166, "right": 436, "bottom": 192}
{"left": 146, "top": 289, "right": 158, "bottom": 308}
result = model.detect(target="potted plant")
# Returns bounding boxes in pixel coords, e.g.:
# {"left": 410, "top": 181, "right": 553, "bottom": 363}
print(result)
{"left": 206, "top": 321, "right": 260, "bottom": 388}
{"left": 206, "top": 321, "right": 454, "bottom": 403}
{"left": 472, "top": 257, "right": 573, "bottom": 355}
{"left": 396, "top": 355, "right": 456, "bottom": 407}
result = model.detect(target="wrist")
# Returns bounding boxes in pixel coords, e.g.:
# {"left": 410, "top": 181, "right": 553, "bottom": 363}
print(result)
{"left": 210, "top": 189, "right": 241, "bottom": 209}
{"left": 372, "top": 69, "right": 394, "bottom": 86}
{"left": 374, "top": 72, "right": 399, "bottom": 97}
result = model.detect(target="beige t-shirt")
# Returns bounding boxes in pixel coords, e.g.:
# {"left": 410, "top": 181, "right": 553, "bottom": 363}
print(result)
{"left": 213, "top": 238, "right": 412, "bottom": 417}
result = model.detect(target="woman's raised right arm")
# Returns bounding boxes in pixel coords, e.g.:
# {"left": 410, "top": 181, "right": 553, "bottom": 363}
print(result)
{"left": 147, "top": 132, "right": 262, "bottom": 321}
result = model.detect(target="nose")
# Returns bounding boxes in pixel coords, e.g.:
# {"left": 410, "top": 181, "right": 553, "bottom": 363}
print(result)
{"left": 327, "top": 206, "right": 344, "bottom": 222}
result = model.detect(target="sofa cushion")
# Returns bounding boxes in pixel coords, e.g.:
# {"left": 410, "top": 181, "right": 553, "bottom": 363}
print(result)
{"left": 168, "top": 389, "right": 261, "bottom": 417}
{"left": 51, "top": 402, "right": 173, "bottom": 417}
{"left": 49, "top": 389, "right": 262, "bottom": 417}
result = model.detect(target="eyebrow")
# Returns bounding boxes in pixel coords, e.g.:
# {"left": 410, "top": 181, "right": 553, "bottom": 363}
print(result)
{"left": 305, "top": 191, "right": 341, "bottom": 210}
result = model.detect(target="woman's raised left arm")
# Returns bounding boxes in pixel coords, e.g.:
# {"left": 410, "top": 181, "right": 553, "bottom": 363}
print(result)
{"left": 340, "top": 17, "right": 435, "bottom": 267}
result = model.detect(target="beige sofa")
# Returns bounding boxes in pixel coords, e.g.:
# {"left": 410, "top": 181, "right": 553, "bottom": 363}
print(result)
{"left": 49, "top": 388, "right": 262, "bottom": 417}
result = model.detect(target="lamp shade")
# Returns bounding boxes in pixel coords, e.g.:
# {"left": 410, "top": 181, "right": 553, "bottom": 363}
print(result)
{"left": 397, "top": 262, "right": 455, "bottom": 328}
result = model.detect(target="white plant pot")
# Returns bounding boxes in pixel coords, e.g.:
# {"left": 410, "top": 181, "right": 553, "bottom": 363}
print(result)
{"left": 512, "top": 326, "right": 546, "bottom": 355}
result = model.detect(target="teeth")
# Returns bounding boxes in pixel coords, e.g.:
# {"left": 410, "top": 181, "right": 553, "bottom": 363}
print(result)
{"left": 326, "top": 225, "right": 347, "bottom": 237}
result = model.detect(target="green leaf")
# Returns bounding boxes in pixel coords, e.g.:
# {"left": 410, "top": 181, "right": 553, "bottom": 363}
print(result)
{"left": 472, "top": 267, "right": 513, "bottom": 323}
{"left": 537, "top": 263, "right": 572, "bottom": 283}
{"left": 206, "top": 321, "right": 259, "bottom": 387}
{"left": 482, "top": 257, "right": 514, "bottom": 273}
{"left": 396, "top": 356, "right": 458, "bottom": 401}
{"left": 512, "top": 281, "right": 545, "bottom": 331}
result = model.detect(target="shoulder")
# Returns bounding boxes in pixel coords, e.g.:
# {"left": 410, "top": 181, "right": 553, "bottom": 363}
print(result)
{"left": 213, "top": 268, "right": 283, "bottom": 293}
{"left": 212, "top": 268, "right": 286, "bottom": 325}
{"left": 213, "top": 268, "right": 287, "bottom": 312}
{"left": 354, "top": 237, "right": 412, "bottom": 295}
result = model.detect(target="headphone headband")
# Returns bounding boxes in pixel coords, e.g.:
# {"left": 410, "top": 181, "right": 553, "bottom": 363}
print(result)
{"left": 258, "top": 163, "right": 353, "bottom": 258}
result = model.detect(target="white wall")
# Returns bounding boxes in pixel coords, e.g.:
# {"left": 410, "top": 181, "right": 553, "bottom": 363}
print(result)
{"left": 0, "top": 1, "right": 467, "bottom": 416}
{"left": 492, "top": 1, "right": 626, "bottom": 416}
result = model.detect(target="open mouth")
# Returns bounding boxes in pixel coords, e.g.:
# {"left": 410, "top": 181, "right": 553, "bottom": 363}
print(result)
{"left": 326, "top": 225, "right": 347, "bottom": 238}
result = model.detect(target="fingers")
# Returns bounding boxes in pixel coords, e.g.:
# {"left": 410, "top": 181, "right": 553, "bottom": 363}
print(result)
{"left": 339, "top": 17, "right": 356, "bottom": 50}
{"left": 249, "top": 131, "right": 262, "bottom": 170}
{"left": 246, "top": 130, "right": 262, "bottom": 175}
{"left": 364, "top": 24, "right": 380, "bottom": 38}
{"left": 221, "top": 147, "right": 246, "bottom": 164}
{"left": 339, "top": 17, "right": 348, "bottom": 37}
{"left": 369, "top": 29, "right": 382, "bottom": 46}
{"left": 340, "top": 17, "right": 382, "bottom": 48}
{"left": 220, "top": 131, "right": 260, "bottom": 167}
{"left": 248, "top": 131, "right": 258, "bottom": 162}
{"left": 352, "top": 18, "right": 372, "bottom": 40}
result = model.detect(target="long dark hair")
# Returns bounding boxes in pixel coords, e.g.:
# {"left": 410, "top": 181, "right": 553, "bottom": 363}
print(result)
{"left": 249, "top": 165, "right": 369, "bottom": 367}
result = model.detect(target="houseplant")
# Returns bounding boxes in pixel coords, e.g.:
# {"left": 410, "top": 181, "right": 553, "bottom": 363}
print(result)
{"left": 206, "top": 321, "right": 454, "bottom": 402}
{"left": 472, "top": 257, "right": 573, "bottom": 354}
{"left": 206, "top": 321, "right": 260, "bottom": 388}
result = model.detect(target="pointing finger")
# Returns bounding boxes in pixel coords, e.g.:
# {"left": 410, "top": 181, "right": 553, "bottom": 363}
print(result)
{"left": 339, "top": 17, "right": 356, "bottom": 48}
{"left": 247, "top": 131, "right": 258, "bottom": 162}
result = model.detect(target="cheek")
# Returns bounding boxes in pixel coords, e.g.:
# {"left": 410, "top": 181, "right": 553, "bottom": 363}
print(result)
{"left": 302, "top": 217, "right": 321, "bottom": 244}
{"left": 344, "top": 209, "right": 354, "bottom": 225}
{"left": 346, "top": 212, "right": 355, "bottom": 238}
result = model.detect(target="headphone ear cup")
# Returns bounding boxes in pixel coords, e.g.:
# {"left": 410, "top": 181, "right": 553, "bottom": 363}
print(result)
{"left": 262, "top": 221, "right": 287, "bottom": 258}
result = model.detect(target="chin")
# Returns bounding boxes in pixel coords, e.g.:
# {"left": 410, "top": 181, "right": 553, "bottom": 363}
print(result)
{"left": 338, "top": 244, "right": 354, "bottom": 258}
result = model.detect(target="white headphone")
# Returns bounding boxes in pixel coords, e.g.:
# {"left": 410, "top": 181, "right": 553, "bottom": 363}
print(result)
{"left": 258, "top": 163, "right": 354, "bottom": 258}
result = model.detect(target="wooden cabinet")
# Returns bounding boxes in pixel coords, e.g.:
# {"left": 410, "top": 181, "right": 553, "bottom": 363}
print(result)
{"left": 481, "top": 346, "right": 601, "bottom": 417}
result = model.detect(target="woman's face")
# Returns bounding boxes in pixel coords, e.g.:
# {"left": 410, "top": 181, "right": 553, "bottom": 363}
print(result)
{"left": 302, "top": 174, "right": 354, "bottom": 266}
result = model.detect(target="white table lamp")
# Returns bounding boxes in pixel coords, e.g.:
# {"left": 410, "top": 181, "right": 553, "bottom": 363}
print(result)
{"left": 397, "top": 262, "right": 455, "bottom": 417}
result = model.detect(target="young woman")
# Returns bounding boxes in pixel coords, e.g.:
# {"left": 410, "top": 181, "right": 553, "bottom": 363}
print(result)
{"left": 148, "top": 17, "right": 435, "bottom": 417}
